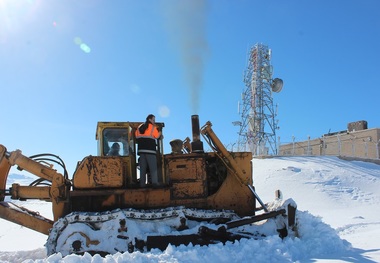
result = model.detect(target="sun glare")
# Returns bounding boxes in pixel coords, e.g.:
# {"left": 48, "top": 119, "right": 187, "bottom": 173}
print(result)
{"left": 0, "top": 0, "right": 40, "bottom": 42}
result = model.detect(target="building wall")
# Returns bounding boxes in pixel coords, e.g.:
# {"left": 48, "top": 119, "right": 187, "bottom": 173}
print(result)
{"left": 279, "top": 128, "right": 380, "bottom": 159}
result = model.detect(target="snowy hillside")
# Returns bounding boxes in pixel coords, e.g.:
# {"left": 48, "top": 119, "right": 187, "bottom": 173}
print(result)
{"left": 0, "top": 156, "right": 379, "bottom": 262}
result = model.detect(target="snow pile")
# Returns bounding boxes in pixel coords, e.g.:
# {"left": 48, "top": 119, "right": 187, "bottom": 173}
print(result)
{"left": 0, "top": 156, "right": 379, "bottom": 262}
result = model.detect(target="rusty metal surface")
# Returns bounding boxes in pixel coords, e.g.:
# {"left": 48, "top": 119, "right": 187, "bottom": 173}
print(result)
{"left": 73, "top": 156, "right": 124, "bottom": 188}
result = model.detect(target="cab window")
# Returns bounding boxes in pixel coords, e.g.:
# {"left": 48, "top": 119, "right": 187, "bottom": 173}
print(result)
{"left": 103, "top": 128, "right": 131, "bottom": 156}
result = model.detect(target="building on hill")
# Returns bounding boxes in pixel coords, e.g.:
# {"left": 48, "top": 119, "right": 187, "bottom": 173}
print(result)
{"left": 279, "top": 121, "right": 380, "bottom": 159}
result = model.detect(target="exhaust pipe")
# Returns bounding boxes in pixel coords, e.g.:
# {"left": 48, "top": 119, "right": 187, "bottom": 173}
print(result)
{"left": 191, "top": 115, "right": 204, "bottom": 153}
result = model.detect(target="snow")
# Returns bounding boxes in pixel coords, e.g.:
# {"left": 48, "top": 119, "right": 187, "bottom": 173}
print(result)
{"left": 1, "top": 156, "right": 379, "bottom": 262}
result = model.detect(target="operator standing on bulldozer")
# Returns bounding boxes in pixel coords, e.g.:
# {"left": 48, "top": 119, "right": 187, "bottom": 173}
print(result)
{"left": 135, "top": 114, "right": 163, "bottom": 187}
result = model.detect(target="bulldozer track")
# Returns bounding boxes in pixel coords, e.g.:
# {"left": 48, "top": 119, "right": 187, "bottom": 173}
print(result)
{"left": 46, "top": 206, "right": 239, "bottom": 255}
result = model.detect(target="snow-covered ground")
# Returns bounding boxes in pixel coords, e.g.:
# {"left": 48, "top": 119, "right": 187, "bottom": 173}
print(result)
{"left": 0, "top": 156, "right": 379, "bottom": 262}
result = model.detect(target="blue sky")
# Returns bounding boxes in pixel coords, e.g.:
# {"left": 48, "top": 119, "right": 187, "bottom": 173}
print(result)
{"left": 1, "top": 0, "right": 379, "bottom": 174}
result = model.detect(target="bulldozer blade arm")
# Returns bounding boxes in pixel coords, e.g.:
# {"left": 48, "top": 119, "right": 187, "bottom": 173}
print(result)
{"left": 0, "top": 145, "right": 11, "bottom": 201}
{"left": 225, "top": 209, "right": 286, "bottom": 229}
{"left": 248, "top": 184, "right": 269, "bottom": 212}
{"left": 0, "top": 201, "right": 53, "bottom": 235}
{"left": 146, "top": 228, "right": 244, "bottom": 251}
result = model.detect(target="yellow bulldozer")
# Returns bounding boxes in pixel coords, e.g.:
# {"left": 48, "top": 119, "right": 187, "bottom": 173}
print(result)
{"left": 0, "top": 115, "right": 296, "bottom": 256}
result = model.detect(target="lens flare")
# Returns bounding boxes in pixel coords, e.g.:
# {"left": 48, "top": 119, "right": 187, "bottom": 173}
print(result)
{"left": 74, "top": 37, "right": 82, "bottom": 45}
{"left": 73, "top": 37, "right": 91, "bottom": 53}
{"left": 80, "top": 43, "right": 91, "bottom": 53}
{"left": 158, "top": 105, "right": 170, "bottom": 118}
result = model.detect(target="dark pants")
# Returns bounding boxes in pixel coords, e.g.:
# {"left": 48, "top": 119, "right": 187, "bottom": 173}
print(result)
{"left": 139, "top": 153, "right": 158, "bottom": 187}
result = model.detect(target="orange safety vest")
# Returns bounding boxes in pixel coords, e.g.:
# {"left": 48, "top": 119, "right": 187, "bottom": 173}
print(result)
{"left": 135, "top": 123, "right": 160, "bottom": 154}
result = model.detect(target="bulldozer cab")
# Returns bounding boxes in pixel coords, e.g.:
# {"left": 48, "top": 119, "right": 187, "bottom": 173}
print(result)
{"left": 95, "top": 121, "right": 165, "bottom": 157}
{"left": 96, "top": 122, "right": 133, "bottom": 157}
{"left": 94, "top": 121, "right": 165, "bottom": 186}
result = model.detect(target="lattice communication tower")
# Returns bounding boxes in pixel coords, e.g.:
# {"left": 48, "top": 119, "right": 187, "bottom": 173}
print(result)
{"left": 235, "top": 43, "right": 283, "bottom": 155}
